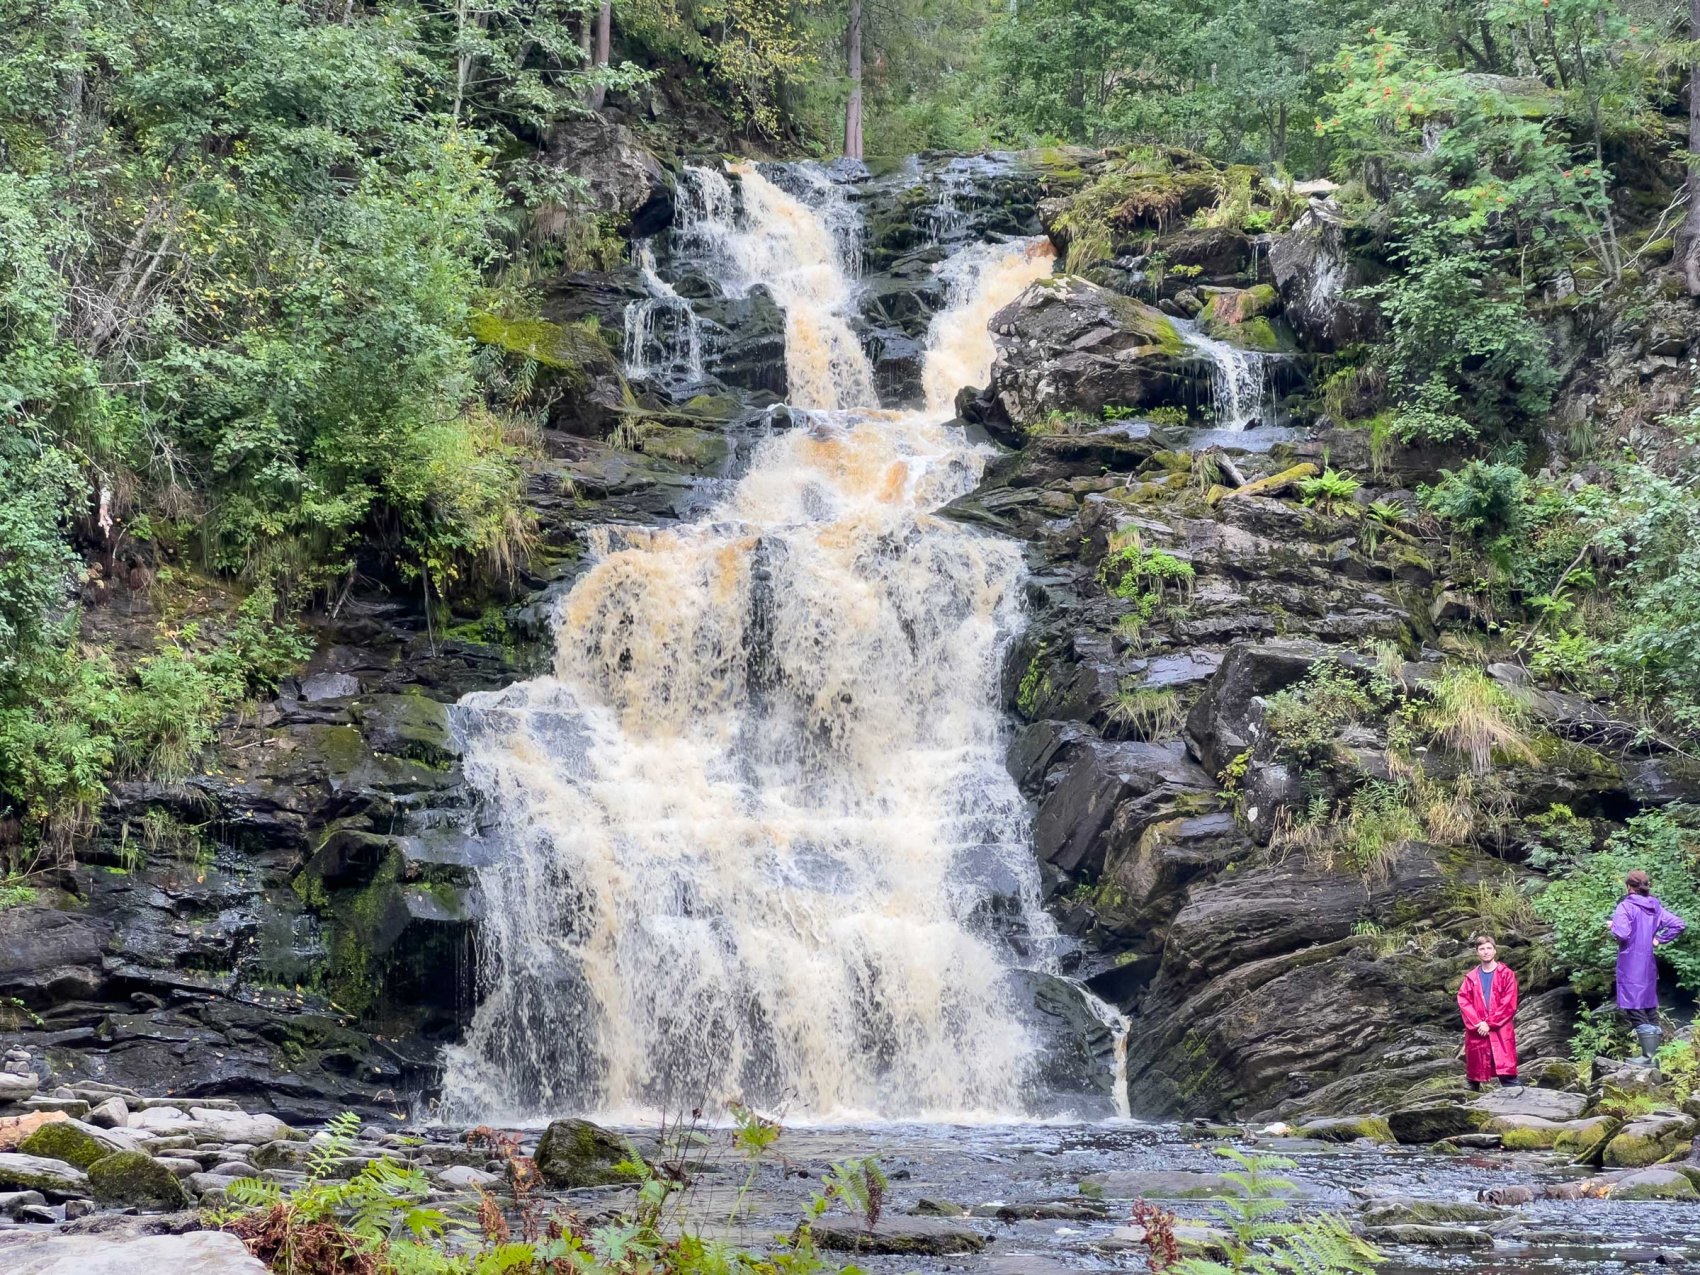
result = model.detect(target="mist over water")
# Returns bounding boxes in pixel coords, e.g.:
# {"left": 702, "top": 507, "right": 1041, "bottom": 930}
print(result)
{"left": 443, "top": 166, "right": 1061, "bottom": 1122}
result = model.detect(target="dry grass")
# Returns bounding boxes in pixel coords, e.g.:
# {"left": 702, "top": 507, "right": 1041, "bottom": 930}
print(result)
{"left": 1421, "top": 667, "right": 1537, "bottom": 774}
{"left": 1107, "top": 686, "right": 1183, "bottom": 740}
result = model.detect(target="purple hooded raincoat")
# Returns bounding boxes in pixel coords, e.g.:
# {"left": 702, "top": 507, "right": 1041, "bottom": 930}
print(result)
{"left": 1612, "top": 893, "right": 1686, "bottom": 1009}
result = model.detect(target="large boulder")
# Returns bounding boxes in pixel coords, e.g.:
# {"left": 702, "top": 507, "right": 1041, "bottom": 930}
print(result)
{"left": 0, "top": 907, "right": 113, "bottom": 1005}
{"left": 1267, "top": 199, "right": 1378, "bottom": 350}
{"left": 0, "top": 1153, "right": 88, "bottom": 1198}
{"left": 984, "top": 276, "right": 1200, "bottom": 426}
{"left": 1603, "top": 1113, "right": 1698, "bottom": 1167}
{"left": 1031, "top": 740, "right": 1213, "bottom": 879}
{"left": 542, "top": 115, "right": 672, "bottom": 236}
{"left": 1183, "top": 638, "right": 1335, "bottom": 777}
{"left": 812, "top": 1215, "right": 988, "bottom": 1255}
{"left": 533, "top": 1118, "right": 627, "bottom": 1189}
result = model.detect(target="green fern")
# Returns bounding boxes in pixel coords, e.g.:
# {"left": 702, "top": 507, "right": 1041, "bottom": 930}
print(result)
{"left": 823, "top": 1157, "right": 888, "bottom": 1228}
{"left": 1172, "top": 1148, "right": 1382, "bottom": 1275}
{"left": 305, "top": 1108, "right": 361, "bottom": 1183}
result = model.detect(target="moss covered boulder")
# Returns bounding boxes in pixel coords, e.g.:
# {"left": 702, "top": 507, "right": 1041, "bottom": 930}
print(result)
{"left": 1361, "top": 1200, "right": 1502, "bottom": 1227}
{"left": 1602, "top": 1113, "right": 1697, "bottom": 1168}
{"left": 17, "top": 1120, "right": 109, "bottom": 1170}
{"left": 813, "top": 1216, "right": 988, "bottom": 1255}
{"left": 534, "top": 1118, "right": 627, "bottom": 1189}
{"left": 1490, "top": 1115, "right": 1612, "bottom": 1152}
{"left": 1610, "top": 1168, "right": 1699, "bottom": 1200}
{"left": 89, "top": 1150, "right": 192, "bottom": 1210}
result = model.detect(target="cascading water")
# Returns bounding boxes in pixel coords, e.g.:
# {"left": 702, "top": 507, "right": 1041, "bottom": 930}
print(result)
{"left": 622, "top": 242, "right": 702, "bottom": 386}
{"left": 1179, "top": 320, "right": 1277, "bottom": 431}
{"left": 442, "top": 170, "right": 1063, "bottom": 1122}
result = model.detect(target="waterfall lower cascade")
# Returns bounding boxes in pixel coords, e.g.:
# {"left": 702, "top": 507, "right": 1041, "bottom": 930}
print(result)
{"left": 1179, "top": 320, "right": 1278, "bottom": 431}
{"left": 622, "top": 242, "right": 702, "bottom": 386}
{"left": 443, "top": 168, "right": 1063, "bottom": 1122}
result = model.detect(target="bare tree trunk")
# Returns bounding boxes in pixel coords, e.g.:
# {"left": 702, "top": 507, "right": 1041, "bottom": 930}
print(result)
{"left": 579, "top": 12, "right": 593, "bottom": 105}
{"left": 844, "top": 0, "right": 864, "bottom": 160}
{"left": 1677, "top": 0, "right": 1700, "bottom": 296}
{"left": 589, "top": 0, "right": 611, "bottom": 110}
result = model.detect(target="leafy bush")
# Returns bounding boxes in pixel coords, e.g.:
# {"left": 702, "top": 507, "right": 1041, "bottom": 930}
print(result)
{"left": 1421, "top": 460, "right": 1530, "bottom": 543}
{"left": 1297, "top": 468, "right": 1360, "bottom": 516}
{"left": 1263, "top": 663, "right": 1384, "bottom": 765}
{"left": 1535, "top": 811, "right": 1700, "bottom": 996}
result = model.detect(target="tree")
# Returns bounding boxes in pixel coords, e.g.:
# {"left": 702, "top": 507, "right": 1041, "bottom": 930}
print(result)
{"left": 844, "top": 0, "right": 864, "bottom": 158}
{"left": 1677, "top": 0, "right": 1700, "bottom": 295}
{"left": 590, "top": 0, "right": 612, "bottom": 108}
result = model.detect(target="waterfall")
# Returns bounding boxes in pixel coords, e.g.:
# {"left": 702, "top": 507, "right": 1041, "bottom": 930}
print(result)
{"left": 1077, "top": 987, "right": 1132, "bottom": 1120}
{"left": 622, "top": 242, "right": 702, "bottom": 386}
{"left": 921, "top": 237, "right": 1057, "bottom": 415}
{"left": 442, "top": 183, "right": 1060, "bottom": 1122}
{"left": 1178, "top": 320, "right": 1276, "bottom": 431}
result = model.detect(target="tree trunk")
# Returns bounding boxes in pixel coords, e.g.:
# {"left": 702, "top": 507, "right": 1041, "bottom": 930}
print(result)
{"left": 1677, "top": 0, "right": 1700, "bottom": 296}
{"left": 579, "top": 13, "right": 593, "bottom": 105}
{"left": 589, "top": 0, "right": 611, "bottom": 110}
{"left": 843, "top": 0, "right": 864, "bottom": 160}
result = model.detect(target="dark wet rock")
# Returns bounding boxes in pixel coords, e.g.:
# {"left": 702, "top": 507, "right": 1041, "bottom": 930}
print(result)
{"left": 1268, "top": 200, "right": 1378, "bottom": 350}
{"left": 970, "top": 1199, "right": 1108, "bottom": 1220}
{"left": 1032, "top": 740, "right": 1213, "bottom": 878}
{"left": 534, "top": 1118, "right": 627, "bottom": 1189}
{"left": 1388, "top": 1103, "right": 1491, "bottom": 1145}
{"left": 813, "top": 1215, "right": 989, "bottom": 1255}
{"left": 984, "top": 276, "right": 1203, "bottom": 426}
{"left": 1182, "top": 638, "right": 1335, "bottom": 777}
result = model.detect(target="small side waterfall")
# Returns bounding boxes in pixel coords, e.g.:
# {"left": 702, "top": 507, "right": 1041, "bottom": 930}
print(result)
{"left": 921, "top": 236, "right": 1057, "bottom": 414}
{"left": 443, "top": 173, "right": 1063, "bottom": 1122}
{"left": 1077, "top": 987, "right": 1132, "bottom": 1120}
{"left": 622, "top": 242, "right": 702, "bottom": 386}
{"left": 1179, "top": 321, "right": 1277, "bottom": 431}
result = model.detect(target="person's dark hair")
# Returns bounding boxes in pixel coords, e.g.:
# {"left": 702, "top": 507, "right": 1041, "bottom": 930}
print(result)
{"left": 1473, "top": 934, "right": 1497, "bottom": 948}
{"left": 1627, "top": 870, "right": 1652, "bottom": 896}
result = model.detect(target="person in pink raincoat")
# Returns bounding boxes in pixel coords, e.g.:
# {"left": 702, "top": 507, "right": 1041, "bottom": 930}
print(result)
{"left": 1458, "top": 934, "right": 1519, "bottom": 1090}
{"left": 1612, "top": 869, "right": 1686, "bottom": 1063}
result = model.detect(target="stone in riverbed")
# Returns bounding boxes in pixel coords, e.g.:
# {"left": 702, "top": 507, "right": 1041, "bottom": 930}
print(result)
{"left": 0, "top": 1073, "right": 39, "bottom": 1101}
{"left": 812, "top": 1215, "right": 988, "bottom": 1255}
{"left": 87, "top": 1098, "right": 129, "bottom": 1130}
{"left": 1469, "top": 1087, "right": 1586, "bottom": 1122}
{"left": 533, "top": 1118, "right": 627, "bottom": 1189}
{"left": 1390, "top": 1101, "right": 1486, "bottom": 1146}
{"left": 0, "top": 1229, "right": 271, "bottom": 1273}
{"left": 1603, "top": 1113, "right": 1697, "bottom": 1167}
{"left": 1361, "top": 1225, "right": 1493, "bottom": 1247}
{"left": 1297, "top": 1115, "right": 1394, "bottom": 1144}
{"left": 1360, "top": 1200, "right": 1503, "bottom": 1227}
{"left": 1609, "top": 1169, "right": 1699, "bottom": 1200}
{"left": 0, "top": 1111, "right": 67, "bottom": 1151}
{"left": 17, "top": 1121, "right": 111, "bottom": 1170}
{"left": 0, "top": 1153, "right": 88, "bottom": 1197}
{"left": 1490, "top": 1114, "right": 1614, "bottom": 1152}
{"left": 88, "top": 1150, "right": 191, "bottom": 1210}
{"left": 438, "top": 1164, "right": 500, "bottom": 1189}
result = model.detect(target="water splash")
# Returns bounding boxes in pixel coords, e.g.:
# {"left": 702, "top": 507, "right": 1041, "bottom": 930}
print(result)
{"left": 443, "top": 192, "right": 1060, "bottom": 1123}
{"left": 1178, "top": 320, "right": 1276, "bottom": 431}
{"left": 1076, "top": 986, "right": 1131, "bottom": 1120}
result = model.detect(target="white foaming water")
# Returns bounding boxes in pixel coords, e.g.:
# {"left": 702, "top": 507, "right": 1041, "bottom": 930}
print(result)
{"left": 1179, "top": 321, "right": 1276, "bottom": 431}
{"left": 921, "top": 237, "right": 1056, "bottom": 414}
{"left": 443, "top": 187, "right": 1060, "bottom": 1122}
{"left": 1077, "top": 987, "right": 1132, "bottom": 1120}
{"left": 622, "top": 242, "right": 702, "bottom": 385}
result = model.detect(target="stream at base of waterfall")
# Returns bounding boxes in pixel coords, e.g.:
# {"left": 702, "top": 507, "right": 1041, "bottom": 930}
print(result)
{"left": 441, "top": 162, "right": 1114, "bottom": 1124}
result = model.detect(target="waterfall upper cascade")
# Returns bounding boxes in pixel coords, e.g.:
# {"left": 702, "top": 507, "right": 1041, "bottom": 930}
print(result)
{"left": 444, "top": 165, "right": 1066, "bottom": 1122}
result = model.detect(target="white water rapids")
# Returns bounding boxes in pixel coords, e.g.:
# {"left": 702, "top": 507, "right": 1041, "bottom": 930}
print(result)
{"left": 443, "top": 165, "right": 1068, "bottom": 1122}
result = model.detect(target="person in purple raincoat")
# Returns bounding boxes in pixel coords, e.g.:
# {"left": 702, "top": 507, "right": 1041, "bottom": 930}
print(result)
{"left": 1611, "top": 869, "right": 1686, "bottom": 1063}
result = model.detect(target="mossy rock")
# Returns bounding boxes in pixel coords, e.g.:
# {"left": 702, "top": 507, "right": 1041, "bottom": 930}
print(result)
{"left": 630, "top": 423, "right": 730, "bottom": 471}
{"left": 352, "top": 694, "right": 458, "bottom": 767}
{"left": 1603, "top": 1114, "right": 1697, "bottom": 1168}
{"left": 88, "top": 1150, "right": 191, "bottom": 1210}
{"left": 534, "top": 1118, "right": 627, "bottom": 1189}
{"left": 467, "top": 312, "right": 613, "bottom": 381}
{"left": 1388, "top": 1102, "right": 1491, "bottom": 1144}
{"left": 682, "top": 393, "right": 744, "bottom": 421}
{"left": 1208, "top": 462, "right": 1318, "bottom": 507}
{"left": 17, "top": 1120, "right": 108, "bottom": 1170}
{"left": 1298, "top": 1115, "right": 1394, "bottom": 1144}
{"left": 1552, "top": 1117, "right": 1617, "bottom": 1158}
{"left": 1611, "top": 1168, "right": 1699, "bottom": 1200}
{"left": 1361, "top": 1201, "right": 1501, "bottom": 1227}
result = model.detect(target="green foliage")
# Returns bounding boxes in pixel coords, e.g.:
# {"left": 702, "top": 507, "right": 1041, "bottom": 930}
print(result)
{"left": 1017, "top": 644, "right": 1051, "bottom": 718}
{"left": 1418, "top": 666, "right": 1535, "bottom": 775}
{"left": 1098, "top": 533, "right": 1195, "bottom": 601}
{"left": 1263, "top": 662, "right": 1385, "bottom": 765}
{"left": 1536, "top": 810, "right": 1700, "bottom": 996}
{"left": 1570, "top": 1001, "right": 1634, "bottom": 1067}
{"left": 1108, "top": 686, "right": 1183, "bottom": 740}
{"left": 1296, "top": 468, "right": 1360, "bottom": 515}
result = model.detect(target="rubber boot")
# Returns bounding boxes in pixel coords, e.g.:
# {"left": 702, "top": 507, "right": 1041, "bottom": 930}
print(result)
{"left": 1635, "top": 1024, "right": 1662, "bottom": 1066}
